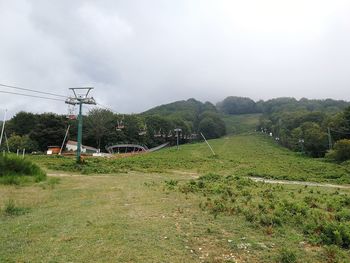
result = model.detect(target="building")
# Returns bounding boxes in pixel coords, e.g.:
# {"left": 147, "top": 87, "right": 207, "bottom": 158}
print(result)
{"left": 65, "top": 140, "right": 98, "bottom": 154}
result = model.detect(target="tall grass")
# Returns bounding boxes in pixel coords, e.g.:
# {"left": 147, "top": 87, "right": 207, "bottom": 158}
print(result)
{"left": 0, "top": 155, "right": 46, "bottom": 184}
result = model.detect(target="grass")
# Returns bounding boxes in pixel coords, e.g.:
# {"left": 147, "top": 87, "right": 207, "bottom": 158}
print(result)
{"left": 1, "top": 134, "right": 350, "bottom": 262}
{"left": 0, "top": 155, "right": 46, "bottom": 185}
{"left": 1, "top": 173, "right": 350, "bottom": 262}
{"left": 221, "top": 113, "right": 262, "bottom": 134}
{"left": 30, "top": 134, "right": 350, "bottom": 184}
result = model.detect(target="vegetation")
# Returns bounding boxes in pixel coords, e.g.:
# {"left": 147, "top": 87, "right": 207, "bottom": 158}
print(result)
{"left": 173, "top": 174, "right": 350, "bottom": 250}
{"left": 258, "top": 103, "right": 350, "bottom": 159}
{"left": 221, "top": 113, "right": 261, "bottom": 134}
{"left": 2, "top": 132, "right": 350, "bottom": 261}
{"left": 327, "top": 139, "right": 350, "bottom": 162}
{"left": 143, "top": 98, "right": 226, "bottom": 139}
{"left": 30, "top": 134, "right": 350, "bottom": 184}
{"left": 217, "top": 96, "right": 258, "bottom": 115}
{"left": 0, "top": 155, "right": 46, "bottom": 185}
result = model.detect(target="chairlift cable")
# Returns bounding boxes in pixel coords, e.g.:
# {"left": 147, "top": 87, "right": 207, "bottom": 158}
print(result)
{"left": 0, "top": 90, "right": 66, "bottom": 102}
{"left": 0, "top": 83, "right": 68, "bottom": 98}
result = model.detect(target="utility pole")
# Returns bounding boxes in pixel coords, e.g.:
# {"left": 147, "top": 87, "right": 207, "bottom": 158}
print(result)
{"left": 66, "top": 87, "right": 96, "bottom": 163}
{"left": 327, "top": 127, "right": 332, "bottom": 150}
{"left": 0, "top": 109, "right": 7, "bottom": 148}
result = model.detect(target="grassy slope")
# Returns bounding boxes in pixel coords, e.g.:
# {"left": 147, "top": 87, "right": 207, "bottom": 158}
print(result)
{"left": 2, "top": 135, "right": 350, "bottom": 262}
{"left": 32, "top": 134, "right": 350, "bottom": 184}
{"left": 221, "top": 113, "right": 261, "bottom": 134}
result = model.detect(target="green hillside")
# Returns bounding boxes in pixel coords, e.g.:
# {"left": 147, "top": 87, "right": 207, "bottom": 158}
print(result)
{"left": 142, "top": 98, "right": 226, "bottom": 139}
{"left": 222, "top": 113, "right": 262, "bottom": 134}
{"left": 33, "top": 134, "right": 350, "bottom": 184}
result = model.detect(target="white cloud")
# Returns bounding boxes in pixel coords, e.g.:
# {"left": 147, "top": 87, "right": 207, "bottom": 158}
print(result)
{"left": 0, "top": 0, "right": 349, "bottom": 117}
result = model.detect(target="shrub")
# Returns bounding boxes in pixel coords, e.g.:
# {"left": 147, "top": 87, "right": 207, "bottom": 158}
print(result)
{"left": 320, "top": 222, "right": 350, "bottom": 248}
{"left": 0, "top": 155, "right": 46, "bottom": 184}
{"left": 276, "top": 248, "right": 297, "bottom": 263}
{"left": 326, "top": 139, "right": 350, "bottom": 162}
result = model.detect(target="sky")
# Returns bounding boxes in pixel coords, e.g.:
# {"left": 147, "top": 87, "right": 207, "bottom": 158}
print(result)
{"left": 0, "top": 0, "right": 350, "bottom": 118}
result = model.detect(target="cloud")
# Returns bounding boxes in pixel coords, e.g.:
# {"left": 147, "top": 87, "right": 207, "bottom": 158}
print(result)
{"left": 0, "top": 0, "right": 349, "bottom": 117}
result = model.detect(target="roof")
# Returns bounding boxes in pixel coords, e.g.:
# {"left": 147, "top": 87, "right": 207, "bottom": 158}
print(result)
{"left": 66, "top": 140, "right": 98, "bottom": 151}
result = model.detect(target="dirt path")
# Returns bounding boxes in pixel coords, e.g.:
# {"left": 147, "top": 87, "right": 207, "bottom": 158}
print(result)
{"left": 249, "top": 176, "right": 350, "bottom": 189}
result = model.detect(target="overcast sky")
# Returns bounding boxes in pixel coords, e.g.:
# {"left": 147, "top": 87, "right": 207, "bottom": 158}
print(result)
{"left": 0, "top": 0, "right": 350, "bottom": 118}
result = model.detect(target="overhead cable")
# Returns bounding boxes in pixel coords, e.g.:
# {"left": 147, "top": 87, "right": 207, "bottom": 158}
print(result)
{"left": 0, "top": 90, "right": 66, "bottom": 102}
{"left": 0, "top": 83, "right": 68, "bottom": 98}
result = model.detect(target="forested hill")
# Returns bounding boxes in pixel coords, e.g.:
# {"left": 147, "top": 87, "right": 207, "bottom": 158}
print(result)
{"left": 142, "top": 98, "right": 226, "bottom": 139}
{"left": 143, "top": 98, "right": 217, "bottom": 118}
{"left": 216, "top": 96, "right": 350, "bottom": 115}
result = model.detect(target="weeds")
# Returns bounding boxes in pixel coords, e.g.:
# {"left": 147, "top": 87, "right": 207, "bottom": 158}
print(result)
{"left": 3, "top": 199, "right": 29, "bottom": 216}
{"left": 168, "top": 173, "right": 350, "bottom": 253}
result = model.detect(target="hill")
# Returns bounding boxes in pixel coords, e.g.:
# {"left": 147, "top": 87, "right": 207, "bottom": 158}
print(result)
{"left": 142, "top": 98, "right": 226, "bottom": 139}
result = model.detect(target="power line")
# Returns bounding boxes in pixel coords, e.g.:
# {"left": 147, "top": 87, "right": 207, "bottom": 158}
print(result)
{"left": 329, "top": 128, "right": 350, "bottom": 135}
{"left": 0, "top": 83, "right": 67, "bottom": 98}
{"left": 0, "top": 90, "right": 66, "bottom": 102}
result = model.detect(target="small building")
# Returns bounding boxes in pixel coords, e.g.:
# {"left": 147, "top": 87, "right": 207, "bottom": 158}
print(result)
{"left": 47, "top": 146, "right": 61, "bottom": 155}
{"left": 65, "top": 140, "right": 98, "bottom": 154}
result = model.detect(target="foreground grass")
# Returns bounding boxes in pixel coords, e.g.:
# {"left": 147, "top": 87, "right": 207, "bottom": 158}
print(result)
{"left": 1, "top": 173, "right": 350, "bottom": 262}
{"left": 31, "top": 134, "right": 350, "bottom": 184}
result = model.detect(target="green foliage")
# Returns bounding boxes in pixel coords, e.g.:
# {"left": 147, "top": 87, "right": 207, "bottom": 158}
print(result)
{"left": 28, "top": 113, "right": 68, "bottom": 151}
{"left": 143, "top": 98, "right": 226, "bottom": 139}
{"left": 276, "top": 248, "right": 297, "bottom": 263}
{"left": 258, "top": 101, "right": 350, "bottom": 158}
{"left": 327, "top": 139, "right": 350, "bottom": 162}
{"left": 170, "top": 172, "right": 350, "bottom": 250}
{"left": 217, "top": 96, "right": 259, "bottom": 115}
{"left": 31, "top": 134, "right": 350, "bottom": 184}
{"left": 3, "top": 199, "right": 29, "bottom": 216}
{"left": 2, "top": 134, "right": 38, "bottom": 152}
{"left": 222, "top": 113, "right": 261, "bottom": 134}
{"left": 0, "top": 155, "right": 46, "bottom": 184}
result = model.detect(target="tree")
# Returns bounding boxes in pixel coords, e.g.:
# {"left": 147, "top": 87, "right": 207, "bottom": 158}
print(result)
{"left": 300, "top": 122, "right": 328, "bottom": 157}
{"left": 6, "top": 111, "right": 37, "bottom": 136}
{"left": 198, "top": 115, "right": 226, "bottom": 139}
{"left": 29, "top": 113, "right": 67, "bottom": 151}
{"left": 85, "top": 108, "right": 114, "bottom": 149}
{"left": 217, "top": 96, "right": 258, "bottom": 115}
{"left": 4, "top": 134, "right": 38, "bottom": 153}
{"left": 326, "top": 139, "right": 350, "bottom": 162}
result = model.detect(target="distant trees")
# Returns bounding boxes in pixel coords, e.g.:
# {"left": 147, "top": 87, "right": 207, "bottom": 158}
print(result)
{"left": 143, "top": 98, "right": 226, "bottom": 140}
{"left": 217, "top": 96, "right": 258, "bottom": 115}
{"left": 258, "top": 103, "right": 350, "bottom": 159}
{"left": 217, "top": 96, "right": 349, "bottom": 116}
{"left": 5, "top": 134, "right": 38, "bottom": 153}
{"left": 85, "top": 108, "right": 114, "bottom": 149}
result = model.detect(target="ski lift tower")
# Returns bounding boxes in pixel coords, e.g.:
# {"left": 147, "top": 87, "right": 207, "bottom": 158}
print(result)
{"left": 65, "top": 87, "right": 96, "bottom": 163}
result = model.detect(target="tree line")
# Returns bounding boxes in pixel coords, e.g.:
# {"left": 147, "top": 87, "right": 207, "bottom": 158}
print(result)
{"left": 0, "top": 99, "right": 226, "bottom": 153}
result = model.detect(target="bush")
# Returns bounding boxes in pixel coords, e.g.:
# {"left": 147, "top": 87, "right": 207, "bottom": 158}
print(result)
{"left": 320, "top": 222, "right": 350, "bottom": 248}
{"left": 0, "top": 155, "right": 46, "bottom": 184}
{"left": 326, "top": 139, "right": 350, "bottom": 162}
{"left": 276, "top": 248, "right": 297, "bottom": 263}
